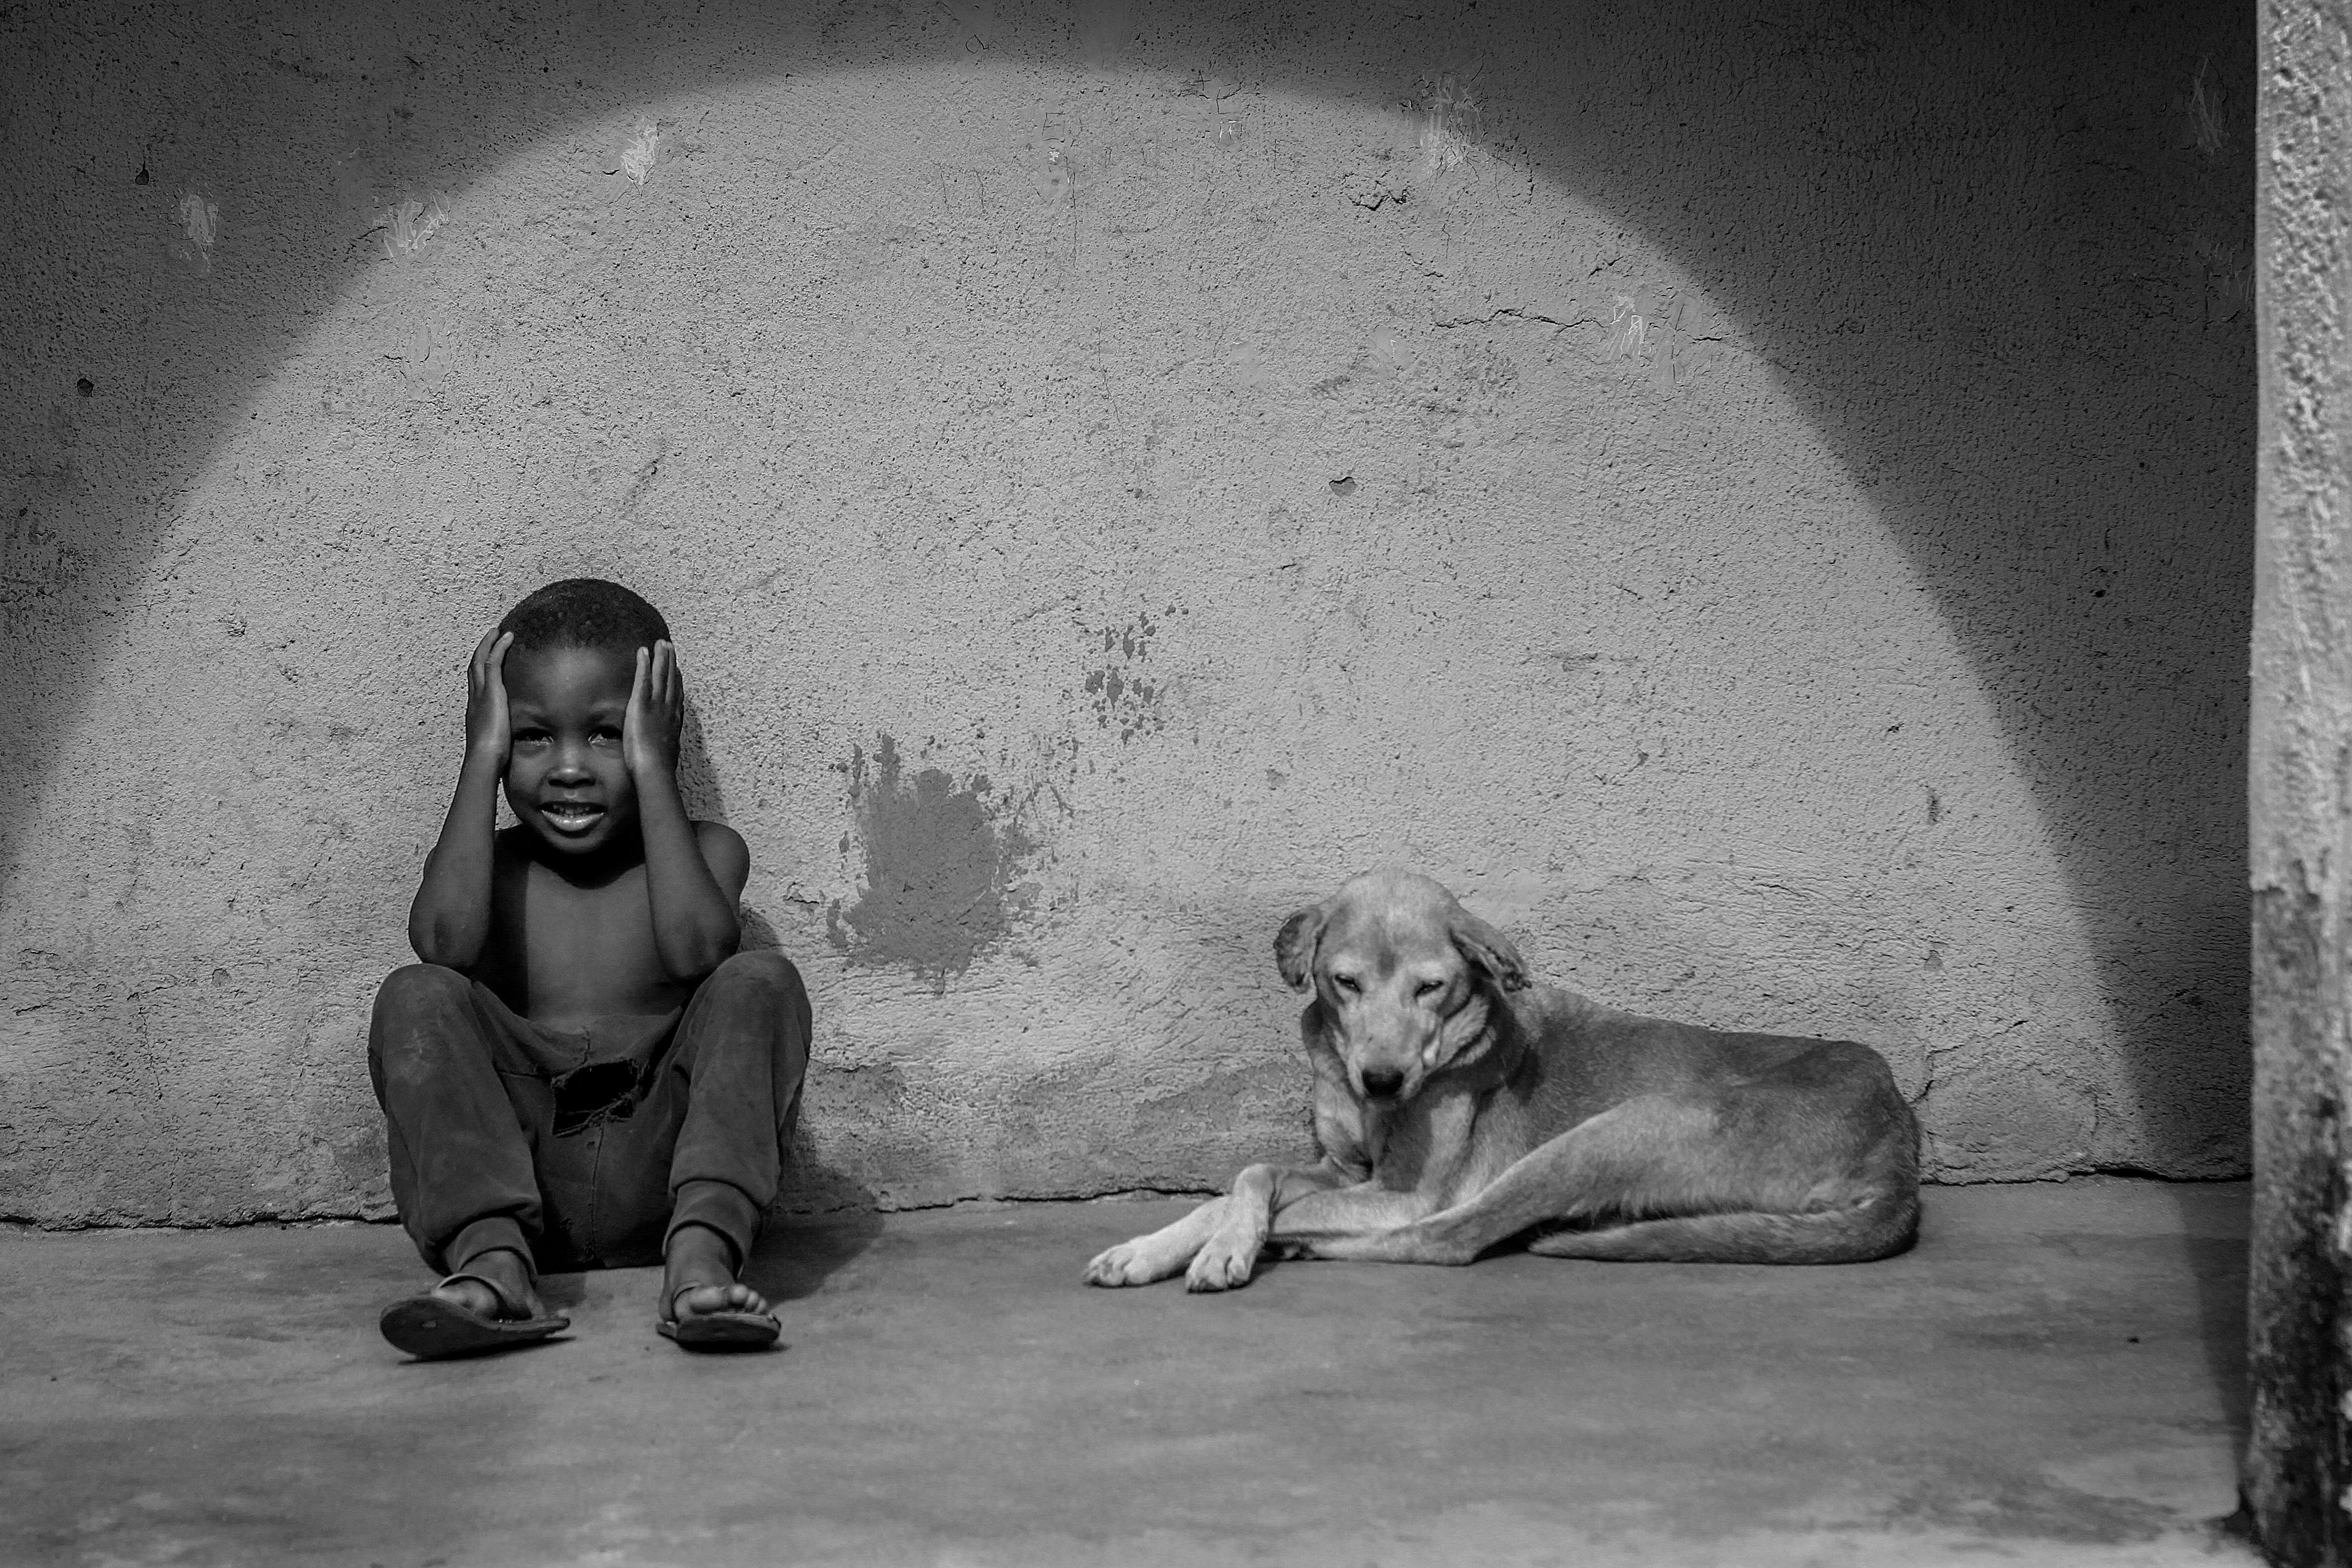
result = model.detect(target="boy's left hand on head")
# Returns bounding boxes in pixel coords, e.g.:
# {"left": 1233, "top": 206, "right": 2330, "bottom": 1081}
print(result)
{"left": 623, "top": 639, "right": 685, "bottom": 783}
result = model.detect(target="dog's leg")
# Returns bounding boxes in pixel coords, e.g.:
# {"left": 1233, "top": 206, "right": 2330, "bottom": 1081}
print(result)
{"left": 1085, "top": 1160, "right": 1363, "bottom": 1287}
{"left": 1184, "top": 1161, "right": 1355, "bottom": 1292}
{"left": 1306, "top": 1097, "right": 1727, "bottom": 1265}
{"left": 1262, "top": 1183, "right": 1445, "bottom": 1258}
{"left": 1084, "top": 1196, "right": 1230, "bottom": 1287}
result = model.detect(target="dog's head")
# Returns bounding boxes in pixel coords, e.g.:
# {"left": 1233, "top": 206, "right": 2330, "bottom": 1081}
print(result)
{"left": 1274, "top": 868, "right": 1527, "bottom": 1105}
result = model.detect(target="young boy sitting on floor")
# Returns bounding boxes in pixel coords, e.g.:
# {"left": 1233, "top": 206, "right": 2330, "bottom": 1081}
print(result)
{"left": 371, "top": 578, "right": 810, "bottom": 1358}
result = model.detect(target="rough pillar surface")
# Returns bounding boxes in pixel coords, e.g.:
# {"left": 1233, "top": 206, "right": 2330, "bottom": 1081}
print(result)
{"left": 2252, "top": 0, "right": 2352, "bottom": 1558}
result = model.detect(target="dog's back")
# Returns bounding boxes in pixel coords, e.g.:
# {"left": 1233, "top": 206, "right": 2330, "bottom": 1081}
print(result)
{"left": 1506, "top": 983, "right": 1919, "bottom": 1262}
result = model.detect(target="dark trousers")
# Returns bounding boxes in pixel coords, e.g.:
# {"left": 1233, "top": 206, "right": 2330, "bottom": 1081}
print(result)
{"left": 367, "top": 951, "right": 811, "bottom": 1278}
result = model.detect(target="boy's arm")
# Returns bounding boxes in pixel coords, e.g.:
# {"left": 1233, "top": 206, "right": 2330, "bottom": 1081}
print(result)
{"left": 407, "top": 630, "right": 514, "bottom": 968}
{"left": 626, "top": 640, "right": 744, "bottom": 979}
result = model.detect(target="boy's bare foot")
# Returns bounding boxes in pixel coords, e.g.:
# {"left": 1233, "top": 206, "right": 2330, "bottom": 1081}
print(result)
{"left": 659, "top": 1223, "right": 781, "bottom": 1351}
{"left": 380, "top": 1247, "right": 569, "bottom": 1360}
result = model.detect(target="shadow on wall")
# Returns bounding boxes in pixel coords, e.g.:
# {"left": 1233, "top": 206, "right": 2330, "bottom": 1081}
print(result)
{"left": 2, "top": 0, "right": 2252, "bottom": 1172}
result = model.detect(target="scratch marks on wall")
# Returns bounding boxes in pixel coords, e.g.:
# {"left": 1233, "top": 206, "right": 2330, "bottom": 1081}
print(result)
{"left": 1580, "top": 283, "right": 1732, "bottom": 392}
{"left": 1604, "top": 292, "right": 1657, "bottom": 362}
{"left": 1342, "top": 78, "right": 1476, "bottom": 211}
{"left": 169, "top": 190, "right": 220, "bottom": 276}
{"left": 376, "top": 195, "right": 448, "bottom": 259}
{"left": 1029, "top": 107, "right": 1079, "bottom": 206}
{"left": 1416, "top": 72, "right": 1482, "bottom": 180}
{"left": 2195, "top": 233, "right": 2252, "bottom": 325}
{"left": 1174, "top": 77, "right": 1244, "bottom": 150}
{"left": 828, "top": 736, "right": 1038, "bottom": 989}
{"left": 2185, "top": 57, "right": 2228, "bottom": 159}
{"left": 615, "top": 119, "right": 663, "bottom": 185}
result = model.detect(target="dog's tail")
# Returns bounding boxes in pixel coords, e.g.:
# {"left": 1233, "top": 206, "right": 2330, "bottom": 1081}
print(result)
{"left": 1523, "top": 1193, "right": 1918, "bottom": 1265}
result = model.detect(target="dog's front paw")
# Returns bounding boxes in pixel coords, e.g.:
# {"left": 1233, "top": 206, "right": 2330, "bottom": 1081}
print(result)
{"left": 1184, "top": 1231, "right": 1262, "bottom": 1293}
{"left": 1085, "top": 1238, "right": 1179, "bottom": 1287}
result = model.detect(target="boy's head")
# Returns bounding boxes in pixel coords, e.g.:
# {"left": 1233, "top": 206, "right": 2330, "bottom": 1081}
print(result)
{"left": 494, "top": 579, "right": 672, "bottom": 858}
{"left": 497, "top": 577, "right": 672, "bottom": 661}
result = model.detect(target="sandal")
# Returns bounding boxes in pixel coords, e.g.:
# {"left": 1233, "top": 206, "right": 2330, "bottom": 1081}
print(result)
{"left": 380, "top": 1270, "right": 570, "bottom": 1360}
{"left": 657, "top": 1283, "right": 781, "bottom": 1352}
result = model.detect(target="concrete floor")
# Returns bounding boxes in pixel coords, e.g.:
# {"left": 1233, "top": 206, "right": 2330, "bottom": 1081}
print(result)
{"left": 1, "top": 1180, "right": 2256, "bottom": 1568}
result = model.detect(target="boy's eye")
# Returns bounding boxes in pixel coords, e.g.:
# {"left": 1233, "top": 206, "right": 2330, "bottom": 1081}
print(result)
{"left": 591, "top": 727, "right": 622, "bottom": 744}
{"left": 512, "top": 731, "right": 550, "bottom": 746}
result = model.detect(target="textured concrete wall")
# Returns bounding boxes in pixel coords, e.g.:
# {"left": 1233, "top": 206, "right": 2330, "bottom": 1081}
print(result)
{"left": 1, "top": 0, "right": 2251, "bottom": 1224}
{"left": 2247, "top": 0, "right": 2350, "bottom": 1558}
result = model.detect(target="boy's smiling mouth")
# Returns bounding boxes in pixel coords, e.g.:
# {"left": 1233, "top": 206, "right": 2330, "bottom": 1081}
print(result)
{"left": 538, "top": 800, "right": 606, "bottom": 833}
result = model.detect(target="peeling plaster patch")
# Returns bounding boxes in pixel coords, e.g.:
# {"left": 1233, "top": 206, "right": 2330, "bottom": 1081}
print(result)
{"left": 1345, "top": 169, "right": 1406, "bottom": 210}
{"left": 1365, "top": 328, "right": 1414, "bottom": 380}
{"left": 827, "top": 736, "right": 1035, "bottom": 989}
{"left": 616, "top": 119, "right": 662, "bottom": 185}
{"left": 377, "top": 195, "right": 448, "bottom": 259}
{"left": 1923, "top": 1061, "right": 2097, "bottom": 1180}
{"left": 169, "top": 190, "right": 220, "bottom": 275}
{"left": 1079, "top": 611, "right": 1178, "bottom": 741}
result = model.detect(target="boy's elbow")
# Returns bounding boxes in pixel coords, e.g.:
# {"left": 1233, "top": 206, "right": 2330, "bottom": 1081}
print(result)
{"left": 407, "top": 911, "right": 477, "bottom": 969}
{"left": 670, "top": 919, "right": 741, "bottom": 981}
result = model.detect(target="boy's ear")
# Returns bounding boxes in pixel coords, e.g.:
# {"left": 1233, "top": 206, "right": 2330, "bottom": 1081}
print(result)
{"left": 1450, "top": 907, "right": 1529, "bottom": 992}
{"left": 1274, "top": 900, "right": 1329, "bottom": 992}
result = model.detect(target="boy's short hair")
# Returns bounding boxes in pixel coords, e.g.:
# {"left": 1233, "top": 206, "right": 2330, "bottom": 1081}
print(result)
{"left": 497, "top": 579, "right": 673, "bottom": 660}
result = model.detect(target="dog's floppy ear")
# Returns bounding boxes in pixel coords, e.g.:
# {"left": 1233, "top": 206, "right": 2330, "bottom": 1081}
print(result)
{"left": 1450, "top": 907, "right": 1529, "bottom": 992}
{"left": 1274, "top": 902, "right": 1328, "bottom": 992}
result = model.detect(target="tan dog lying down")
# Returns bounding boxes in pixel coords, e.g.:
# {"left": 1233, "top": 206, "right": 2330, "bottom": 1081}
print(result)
{"left": 1086, "top": 869, "right": 1918, "bottom": 1290}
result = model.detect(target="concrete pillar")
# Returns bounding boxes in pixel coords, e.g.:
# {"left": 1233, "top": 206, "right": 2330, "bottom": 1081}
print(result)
{"left": 2253, "top": 1, "right": 2352, "bottom": 1559}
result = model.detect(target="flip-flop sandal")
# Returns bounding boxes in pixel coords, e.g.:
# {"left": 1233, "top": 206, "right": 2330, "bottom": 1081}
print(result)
{"left": 380, "top": 1271, "right": 571, "bottom": 1360}
{"left": 657, "top": 1284, "right": 781, "bottom": 1352}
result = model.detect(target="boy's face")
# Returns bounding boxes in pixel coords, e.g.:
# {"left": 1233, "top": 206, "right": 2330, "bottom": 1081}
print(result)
{"left": 500, "top": 643, "right": 639, "bottom": 856}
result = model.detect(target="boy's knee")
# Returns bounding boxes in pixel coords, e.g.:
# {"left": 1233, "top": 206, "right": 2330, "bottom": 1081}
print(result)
{"left": 371, "top": 963, "right": 472, "bottom": 1032}
{"left": 706, "top": 948, "right": 806, "bottom": 1004}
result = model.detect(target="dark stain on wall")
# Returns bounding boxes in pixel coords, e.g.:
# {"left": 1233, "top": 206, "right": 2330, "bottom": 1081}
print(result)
{"left": 827, "top": 735, "right": 1034, "bottom": 989}
{"left": 1080, "top": 609, "right": 1180, "bottom": 741}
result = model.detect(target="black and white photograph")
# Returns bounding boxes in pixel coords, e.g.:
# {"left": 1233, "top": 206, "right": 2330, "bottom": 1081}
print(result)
{"left": 0, "top": 0, "right": 2319, "bottom": 1562}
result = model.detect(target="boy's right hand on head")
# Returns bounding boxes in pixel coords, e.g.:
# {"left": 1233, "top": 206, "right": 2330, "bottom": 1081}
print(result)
{"left": 466, "top": 629, "right": 514, "bottom": 766}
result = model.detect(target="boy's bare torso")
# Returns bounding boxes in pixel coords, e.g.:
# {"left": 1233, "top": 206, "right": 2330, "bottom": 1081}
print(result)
{"left": 477, "top": 823, "right": 735, "bottom": 1030}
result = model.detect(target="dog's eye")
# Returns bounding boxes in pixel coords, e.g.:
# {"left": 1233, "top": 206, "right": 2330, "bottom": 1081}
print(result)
{"left": 1332, "top": 974, "right": 1361, "bottom": 993}
{"left": 1415, "top": 980, "right": 1443, "bottom": 998}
